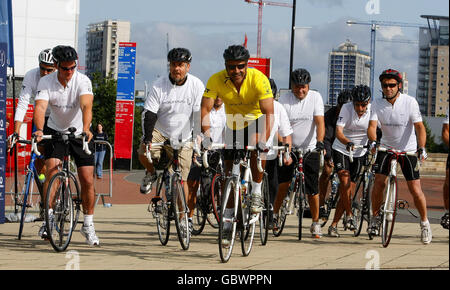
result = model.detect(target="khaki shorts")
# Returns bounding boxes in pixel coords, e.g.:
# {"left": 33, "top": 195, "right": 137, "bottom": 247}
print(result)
{"left": 138, "top": 128, "right": 193, "bottom": 181}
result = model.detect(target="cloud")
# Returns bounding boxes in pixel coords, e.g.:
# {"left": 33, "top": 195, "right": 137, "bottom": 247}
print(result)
{"left": 79, "top": 16, "right": 420, "bottom": 101}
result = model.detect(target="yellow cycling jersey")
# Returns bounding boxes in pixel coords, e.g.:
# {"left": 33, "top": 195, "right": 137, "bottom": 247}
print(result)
{"left": 203, "top": 68, "right": 273, "bottom": 130}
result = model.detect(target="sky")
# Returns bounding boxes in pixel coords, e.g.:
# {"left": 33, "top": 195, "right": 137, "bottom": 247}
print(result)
{"left": 77, "top": 0, "right": 449, "bottom": 102}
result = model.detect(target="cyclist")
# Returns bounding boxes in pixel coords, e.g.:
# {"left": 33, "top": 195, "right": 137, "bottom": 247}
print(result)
{"left": 367, "top": 68, "right": 432, "bottom": 244}
{"left": 186, "top": 96, "right": 226, "bottom": 217}
{"left": 327, "top": 85, "right": 372, "bottom": 237}
{"left": 275, "top": 68, "right": 325, "bottom": 238}
{"left": 264, "top": 78, "right": 293, "bottom": 229}
{"left": 318, "top": 89, "right": 352, "bottom": 217}
{"left": 33, "top": 45, "right": 99, "bottom": 246}
{"left": 441, "top": 108, "right": 449, "bottom": 230}
{"left": 138, "top": 48, "right": 204, "bottom": 232}
{"left": 201, "top": 45, "right": 274, "bottom": 244}
{"left": 6, "top": 48, "right": 55, "bottom": 217}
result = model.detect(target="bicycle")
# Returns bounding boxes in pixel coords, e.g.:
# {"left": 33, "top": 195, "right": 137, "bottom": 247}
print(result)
{"left": 190, "top": 144, "right": 225, "bottom": 235}
{"left": 370, "top": 145, "right": 420, "bottom": 247}
{"left": 218, "top": 143, "right": 267, "bottom": 263}
{"left": 32, "top": 127, "right": 90, "bottom": 252}
{"left": 146, "top": 140, "right": 191, "bottom": 250}
{"left": 273, "top": 147, "right": 323, "bottom": 240}
{"left": 349, "top": 144, "right": 376, "bottom": 237}
{"left": 8, "top": 135, "right": 44, "bottom": 240}
{"left": 320, "top": 170, "right": 340, "bottom": 227}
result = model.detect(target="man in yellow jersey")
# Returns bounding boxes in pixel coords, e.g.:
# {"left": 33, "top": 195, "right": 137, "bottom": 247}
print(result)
{"left": 201, "top": 44, "right": 274, "bottom": 215}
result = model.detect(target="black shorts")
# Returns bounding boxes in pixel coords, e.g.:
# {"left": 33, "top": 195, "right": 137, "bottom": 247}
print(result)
{"left": 187, "top": 150, "right": 223, "bottom": 181}
{"left": 223, "top": 115, "right": 265, "bottom": 161}
{"left": 278, "top": 150, "right": 320, "bottom": 196}
{"left": 374, "top": 151, "right": 420, "bottom": 181}
{"left": 332, "top": 149, "right": 365, "bottom": 183}
{"left": 43, "top": 127, "right": 95, "bottom": 168}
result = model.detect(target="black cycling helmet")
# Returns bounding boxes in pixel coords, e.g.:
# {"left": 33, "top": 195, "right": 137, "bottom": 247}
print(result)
{"left": 223, "top": 45, "right": 250, "bottom": 61}
{"left": 167, "top": 47, "right": 192, "bottom": 63}
{"left": 290, "top": 68, "right": 311, "bottom": 86}
{"left": 379, "top": 68, "right": 403, "bottom": 84}
{"left": 269, "top": 78, "right": 277, "bottom": 98}
{"left": 337, "top": 89, "right": 353, "bottom": 106}
{"left": 52, "top": 45, "right": 78, "bottom": 64}
{"left": 352, "top": 85, "right": 371, "bottom": 103}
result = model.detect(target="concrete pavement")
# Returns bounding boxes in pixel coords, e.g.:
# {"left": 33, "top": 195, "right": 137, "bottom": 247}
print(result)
{"left": 0, "top": 203, "right": 448, "bottom": 270}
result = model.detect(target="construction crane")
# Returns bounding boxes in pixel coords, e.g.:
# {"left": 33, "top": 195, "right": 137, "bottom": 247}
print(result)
{"left": 346, "top": 20, "right": 424, "bottom": 98}
{"left": 245, "top": 0, "right": 293, "bottom": 58}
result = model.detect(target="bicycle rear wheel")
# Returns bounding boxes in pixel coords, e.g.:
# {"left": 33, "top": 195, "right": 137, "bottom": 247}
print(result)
{"left": 240, "top": 192, "right": 255, "bottom": 256}
{"left": 259, "top": 173, "right": 270, "bottom": 245}
{"left": 18, "top": 172, "right": 34, "bottom": 240}
{"left": 218, "top": 178, "right": 238, "bottom": 263}
{"left": 152, "top": 174, "right": 170, "bottom": 245}
{"left": 381, "top": 177, "right": 397, "bottom": 247}
{"left": 191, "top": 194, "right": 206, "bottom": 235}
{"left": 172, "top": 175, "right": 190, "bottom": 250}
{"left": 46, "top": 171, "right": 81, "bottom": 252}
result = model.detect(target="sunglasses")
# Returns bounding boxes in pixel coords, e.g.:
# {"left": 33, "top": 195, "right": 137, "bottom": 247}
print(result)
{"left": 59, "top": 65, "right": 77, "bottom": 71}
{"left": 40, "top": 66, "right": 55, "bottom": 73}
{"left": 226, "top": 63, "right": 247, "bottom": 70}
{"left": 382, "top": 83, "right": 398, "bottom": 89}
{"left": 354, "top": 102, "right": 369, "bottom": 107}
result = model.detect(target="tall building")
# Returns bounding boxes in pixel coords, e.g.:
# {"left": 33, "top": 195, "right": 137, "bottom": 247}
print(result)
{"left": 402, "top": 72, "right": 409, "bottom": 95}
{"left": 85, "top": 20, "right": 131, "bottom": 79}
{"left": 417, "top": 15, "right": 449, "bottom": 117}
{"left": 327, "top": 40, "right": 371, "bottom": 105}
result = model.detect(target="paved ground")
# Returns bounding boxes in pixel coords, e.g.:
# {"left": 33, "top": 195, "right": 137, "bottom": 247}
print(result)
{"left": 1, "top": 170, "right": 448, "bottom": 272}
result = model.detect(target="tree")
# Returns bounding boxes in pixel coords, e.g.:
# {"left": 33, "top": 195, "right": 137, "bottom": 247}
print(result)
{"left": 91, "top": 72, "right": 117, "bottom": 145}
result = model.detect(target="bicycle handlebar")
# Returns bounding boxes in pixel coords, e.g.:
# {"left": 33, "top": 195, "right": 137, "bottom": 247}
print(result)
{"left": 31, "top": 132, "right": 92, "bottom": 156}
{"left": 348, "top": 144, "right": 366, "bottom": 163}
{"left": 377, "top": 146, "right": 420, "bottom": 171}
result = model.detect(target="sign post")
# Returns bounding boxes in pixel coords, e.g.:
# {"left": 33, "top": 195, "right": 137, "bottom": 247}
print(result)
{"left": 114, "top": 42, "right": 136, "bottom": 170}
{"left": 0, "top": 42, "right": 7, "bottom": 224}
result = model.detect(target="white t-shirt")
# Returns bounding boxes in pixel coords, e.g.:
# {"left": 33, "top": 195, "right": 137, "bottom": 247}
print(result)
{"left": 266, "top": 101, "right": 293, "bottom": 159}
{"left": 370, "top": 93, "right": 422, "bottom": 152}
{"left": 278, "top": 89, "right": 324, "bottom": 150}
{"left": 15, "top": 68, "right": 51, "bottom": 122}
{"left": 35, "top": 70, "right": 93, "bottom": 134}
{"left": 332, "top": 102, "right": 371, "bottom": 157}
{"left": 210, "top": 105, "right": 226, "bottom": 144}
{"left": 143, "top": 73, "right": 204, "bottom": 142}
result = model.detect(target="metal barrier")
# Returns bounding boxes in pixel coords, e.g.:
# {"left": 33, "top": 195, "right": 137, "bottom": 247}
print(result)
{"left": 93, "top": 140, "right": 114, "bottom": 207}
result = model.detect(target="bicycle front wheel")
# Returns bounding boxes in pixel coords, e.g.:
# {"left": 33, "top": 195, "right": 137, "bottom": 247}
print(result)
{"left": 298, "top": 178, "right": 306, "bottom": 240}
{"left": 172, "top": 175, "right": 190, "bottom": 250}
{"left": 381, "top": 177, "right": 397, "bottom": 248}
{"left": 352, "top": 175, "right": 365, "bottom": 237}
{"left": 211, "top": 173, "right": 223, "bottom": 226}
{"left": 259, "top": 173, "right": 270, "bottom": 245}
{"left": 46, "top": 171, "right": 80, "bottom": 252}
{"left": 18, "top": 172, "right": 34, "bottom": 240}
{"left": 152, "top": 174, "right": 170, "bottom": 246}
{"left": 218, "top": 178, "right": 238, "bottom": 263}
{"left": 241, "top": 181, "right": 255, "bottom": 256}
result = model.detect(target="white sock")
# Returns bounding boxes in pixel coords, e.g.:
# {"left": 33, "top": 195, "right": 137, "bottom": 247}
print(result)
{"left": 420, "top": 219, "right": 429, "bottom": 227}
{"left": 84, "top": 215, "right": 94, "bottom": 227}
{"left": 251, "top": 181, "right": 262, "bottom": 195}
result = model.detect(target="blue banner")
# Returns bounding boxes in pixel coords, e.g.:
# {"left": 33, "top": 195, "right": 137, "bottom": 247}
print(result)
{"left": 116, "top": 42, "right": 136, "bottom": 101}
{"left": 0, "top": 42, "right": 6, "bottom": 223}
{"left": 0, "top": 0, "right": 14, "bottom": 67}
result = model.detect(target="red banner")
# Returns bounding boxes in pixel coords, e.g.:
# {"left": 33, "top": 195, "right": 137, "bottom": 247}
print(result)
{"left": 248, "top": 57, "right": 271, "bottom": 78}
{"left": 5, "top": 99, "right": 34, "bottom": 176}
{"left": 113, "top": 100, "right": 135, "bottom": 159}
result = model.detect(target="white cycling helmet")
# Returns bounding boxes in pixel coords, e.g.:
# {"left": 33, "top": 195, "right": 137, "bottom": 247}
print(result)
{"left": 38, "top": 48, "right": 54, "bottom": 66}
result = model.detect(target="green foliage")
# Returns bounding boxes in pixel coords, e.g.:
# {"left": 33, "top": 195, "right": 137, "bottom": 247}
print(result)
{"left": 423, "top": 119, "right": 449, "bottom": 153}
{"left": 91, "top": 72, "right": 117, "bottom": 144}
